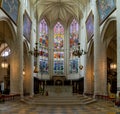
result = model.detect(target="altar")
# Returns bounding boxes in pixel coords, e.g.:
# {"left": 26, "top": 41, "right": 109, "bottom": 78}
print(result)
{"left": 46, "top": 86, "right": 72, "bottom": 96}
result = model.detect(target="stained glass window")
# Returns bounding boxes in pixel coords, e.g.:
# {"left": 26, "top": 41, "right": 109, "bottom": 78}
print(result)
{"left": 40, "top": 60, "right": 48, "bottom": 74}
{"left": 69, "top": 59, "right": 78, "bottom": 73}
{"left": 53, "top": 22, "right": 64, "bottom": 74}
{"left": 54, "top": 22, "right": 64, "bottom": 49}
{"left": 39, "top": 19, "right": 49, "bottom": 74}
{"left": 69, "top": 19, "right": 79, "bottom": 73}
{"left": 53, "top": 61, "right": 64, "bottom": 74}
{"left": 70, "top": 19, "right": 79, "bottom": 48}
{"left": 39, "top": 19, "right": 48, "bottom": 48}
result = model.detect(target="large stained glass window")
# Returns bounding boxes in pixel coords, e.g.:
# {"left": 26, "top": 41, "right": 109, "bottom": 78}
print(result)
{"left": 39, "top": 19, "right": 48, "bottom": 74}
{"left": 53, "top": 22, "right": 64, "bottom": 74}
{"left": 69, "top": 19, "right": 79, "bottom": 73}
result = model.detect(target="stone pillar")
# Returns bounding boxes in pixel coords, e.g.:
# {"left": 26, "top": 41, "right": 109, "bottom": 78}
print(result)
{"left": 80, "top": 17, "right": 88, "bottom": 95}
{"left": 93, "top": 0, "right": 107, "bottom": 97}
{"left": 10, "top": 0, "right": 24, "bottom": 99}
{"left": 18, "top": 0, "right": 24, "bottom": 99}
{"left": 116, "top": 0, "right": 120, "bottom": 99}
{"left": 36, "top": 14, "right": 39, "bottom": 77}
{"left": 29, "top": 5, "right": 34, "bottom": 97}
{"left": 66, "top": 28, "right": 70, "bottom": 79}
{"left": 93, "top": 0, "right": 101, "bottom": 96}
{"left": 48, "top": 26, "right": 53, "bottom": 78}
{"left": 64, "top": 27, "right": 68, "bottom": 77}
{"left": 85, "top": 54, "right": 94, "bottom": 95}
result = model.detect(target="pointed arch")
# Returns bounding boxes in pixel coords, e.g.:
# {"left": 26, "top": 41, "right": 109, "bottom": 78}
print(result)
{"left": 87, "top": 39, "right": 94, "bottom": 57}
{"left": 0, "top": 17, "right": 16, "bottom": 45}
{"left": 23, "top": 39, "right": 30, "bottom": 55}
{"left": 101, "top": 17, "right": 116, "bottom": 44}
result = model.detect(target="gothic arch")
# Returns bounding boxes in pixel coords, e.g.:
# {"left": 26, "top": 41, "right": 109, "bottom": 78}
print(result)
{"left": 0, "top": 17, "right": 16, "bottom": 43}
{"left": 39, "top": 16, "right": 50, "bottom": 27}
{"left": 23, "top": 39, "right": 30, "bottom": 56}
{"left": 100, "top": 17, "right": 117, "bottom": 97}
{"left": 101, "top": 17, "right": 116, "bottom": 45}
{"left": 87, "top": 39, "right": 94, "bottom": 57}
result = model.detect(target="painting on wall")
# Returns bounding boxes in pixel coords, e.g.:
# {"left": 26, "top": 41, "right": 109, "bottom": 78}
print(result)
{"left": 97, "top": 0, "right": 116, "bottom": 25}
{"left": 86, "top": 11, "right": 94, "bottom": 42}
{"left": 1, "top": 0, "right": 19, "bottom": 24}
{"left": 23, "top": 11, "right": 32, "bottom": 42}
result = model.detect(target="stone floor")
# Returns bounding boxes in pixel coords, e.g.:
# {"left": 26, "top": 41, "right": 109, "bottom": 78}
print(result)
{"left": 0, "top": 99, "right": 120, "bottom": 114}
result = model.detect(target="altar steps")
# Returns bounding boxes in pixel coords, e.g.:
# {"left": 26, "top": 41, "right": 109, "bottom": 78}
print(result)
{"left": 23, "top": 95, "right": 96, "bottom": 105}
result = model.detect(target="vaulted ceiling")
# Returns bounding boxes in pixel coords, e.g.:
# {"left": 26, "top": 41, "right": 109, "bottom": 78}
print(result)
{"left": 30, "top": 0, "right": 90, "bottom": 23}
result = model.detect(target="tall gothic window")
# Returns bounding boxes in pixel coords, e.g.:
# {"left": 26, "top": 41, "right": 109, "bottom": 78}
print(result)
{"left": 53, "top": 22, "right": 64, "bottom": 74}
{"left": 69, "top": 19, "right": 79, "bottom": 73}
{"left": 39, "top": 19, "right": 48, "bottom": 74}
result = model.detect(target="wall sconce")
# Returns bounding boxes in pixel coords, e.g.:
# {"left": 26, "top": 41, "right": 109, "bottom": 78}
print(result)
{"left": 110, "top": 63, "right": 116, "bottom": 70}
{"left": 29, "top": 42, "right": 39, "bottom": 73}
{"left": 79, "top": 65, "right": 83, "bottom": 70}
{"left": 1, "top": 59, "right": 8, "bottom": 68}
{"left": 23, "top": 69, "right": 25, "bottom": 75}
{"left": 72, "top": 43, "right": 87, "bottom": 58}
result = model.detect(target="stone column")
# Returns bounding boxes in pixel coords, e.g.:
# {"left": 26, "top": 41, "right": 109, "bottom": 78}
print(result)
{"left": 64, "top": 27, "right": 68, "bottom": 77}
{"left": 116, "top": 0, "right": 120, "bottom": 98}
{"left": 66, "top": 27, "right": 70, "bottom": 79}
{"left": 10, "top": 0, "right": 24, "bottom": 99}
{"left": 29, "top": 5, "right": 34, "bottom": 97}
{"left": 93, "top": 0, "right": 107, "bottom": 97}
{"left": 36, "top": 14, "right": 40, "bottom": 77}
{"left": 85, "top": 54, "right": 94, "bottom": 95}
{"left": 80, "top": 17, "right": 88, "bottom": 95}
{"left": 48, "top": 26, "right": 53, "bottom": 78}
{"left": 19, "top": 0, "right": 24, "bottom": 100}
{"left": 93, "top": 0, "right": 101, "bottom": 96}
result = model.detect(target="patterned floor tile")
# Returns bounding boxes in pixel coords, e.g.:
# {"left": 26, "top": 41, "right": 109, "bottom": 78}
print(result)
{"left": 0, "top": 99, "right": 120, "bottom": 114}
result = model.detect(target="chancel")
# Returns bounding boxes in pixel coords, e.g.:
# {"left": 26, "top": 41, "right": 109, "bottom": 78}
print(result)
{"left": 0, "top": 0, "right": 119, "bottom": 113}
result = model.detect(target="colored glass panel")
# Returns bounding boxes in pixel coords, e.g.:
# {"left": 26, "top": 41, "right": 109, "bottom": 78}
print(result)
{"left": 54, "top": 51, "right": 64, "bottom": 60}
{"left": 40, "top": 60, "right": 48, "bottom": 74}
{"left": 53, "top": 22, "right": 64, "bottom": 74}
{"left": 39, "top": 19, "right": 49, "bottom": 74}
{"left": 69, "top": 59, "right": 78, "bottom": 73}
{"left": 70, "top": 19, "right": 79, "bottom": 48}
{"left": 39, "top": 19, "right": 48, "bottom": 48}
{"left": 54, "top": 22, "right": 64, "bottom": 49}
{"left": 69, "top": 19, "right": 79, "bottom": 73}
{"left": 53, "top": 61, "right": 64, "bottom": 74}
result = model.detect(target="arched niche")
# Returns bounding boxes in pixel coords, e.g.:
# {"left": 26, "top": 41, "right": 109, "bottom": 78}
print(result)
{"left": 0, "top": 18, "right": 16, "bottom": 94}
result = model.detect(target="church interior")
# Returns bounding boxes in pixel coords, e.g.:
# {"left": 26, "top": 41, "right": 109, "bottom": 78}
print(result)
{"left": 0, "top": 0, "right": 120, "bottom": 113}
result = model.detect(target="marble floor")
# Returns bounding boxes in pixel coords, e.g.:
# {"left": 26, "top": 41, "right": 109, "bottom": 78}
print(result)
{"left": 0, "top": 99, "right": 120, "bottom": 114}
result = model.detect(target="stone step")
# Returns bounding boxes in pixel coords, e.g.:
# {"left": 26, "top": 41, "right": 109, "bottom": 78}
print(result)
{"left": 23, "top": 95, "right": 96, "bottom": 105}
{"left": 82, "top": 99, "right": 97, "bottom": 105}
